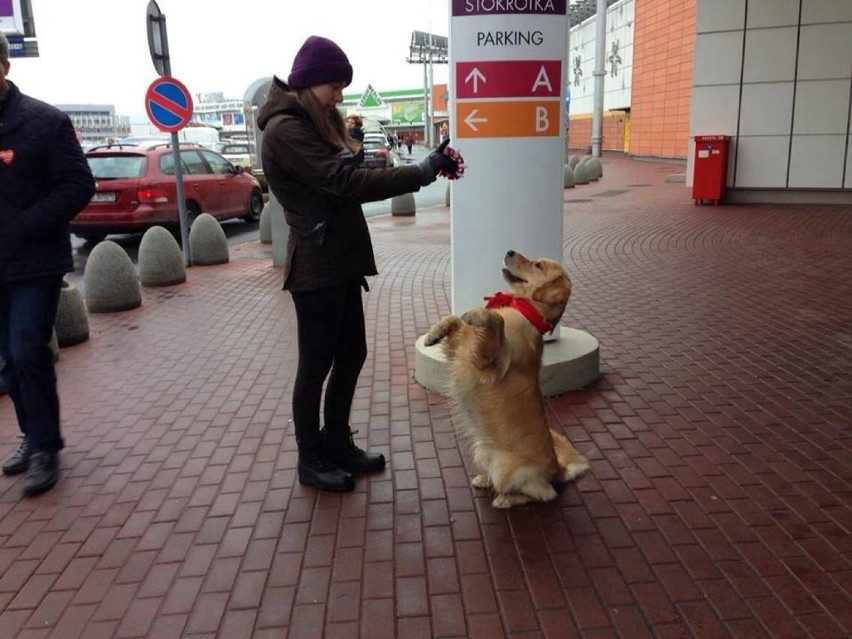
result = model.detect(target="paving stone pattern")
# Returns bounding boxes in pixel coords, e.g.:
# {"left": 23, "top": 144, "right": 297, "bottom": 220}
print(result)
{"left": 0, "top": 155, "right": 850, "bottom": 638}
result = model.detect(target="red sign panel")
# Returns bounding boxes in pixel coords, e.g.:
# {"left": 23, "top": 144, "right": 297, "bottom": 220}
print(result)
{"left": 456, "top": 60, "right": 561, "bottom": 99}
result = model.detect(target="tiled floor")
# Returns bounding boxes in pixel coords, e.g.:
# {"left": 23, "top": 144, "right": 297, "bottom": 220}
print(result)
{"left": 1, "top": 154, "right": 850, "bottom": 638}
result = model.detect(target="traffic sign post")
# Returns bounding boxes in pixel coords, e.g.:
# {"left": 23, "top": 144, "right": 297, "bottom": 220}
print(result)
{"left": 449, "top": 0, "right": 568, "bottom": 318}
{"left": 145, "top": 76, "right": 194, "bottom": 266}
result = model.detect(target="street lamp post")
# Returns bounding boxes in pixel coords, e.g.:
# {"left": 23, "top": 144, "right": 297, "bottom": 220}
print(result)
{"left": 407, "top": 31, "right": 447, "bottom": 148}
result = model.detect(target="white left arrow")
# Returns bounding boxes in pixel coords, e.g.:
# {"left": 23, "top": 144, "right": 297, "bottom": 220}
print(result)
{"left": 464, "top": 109, "right": 488, "bottom": 131}
{"left": 465, "top": 67, "right": 486, "bottom": 93}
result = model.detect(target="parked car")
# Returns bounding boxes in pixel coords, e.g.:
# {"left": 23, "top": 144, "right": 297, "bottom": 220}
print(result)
{"left": 70, "top": 141, "right": 264, "bottom": 242}
{"left": 362, "top": 137, "right": 393, "bottom": 169}
{"left": 220, "top": 142, "right": 253, "bottom": 171}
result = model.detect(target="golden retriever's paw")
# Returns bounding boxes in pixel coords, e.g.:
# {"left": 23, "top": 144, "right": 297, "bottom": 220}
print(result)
{"left": 561, "top": 457, "right": 590, "bottom": 482}
{"left": 471, "top": 474, "right": 490, "bottom": 489}
{"left": 529, "top": 483, "right": 559, "bottom": 502}
{"left": 424, "top": 330, "right": 444, "bottom": 347}
{"left": 492, "top": 493, "right": 534, "bottom": 509}
{"left": 460, "top": 308, "right": 503, "bottom": 332}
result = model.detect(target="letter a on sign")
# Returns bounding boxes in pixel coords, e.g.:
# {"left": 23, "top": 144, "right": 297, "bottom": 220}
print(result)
{"left": 532, "top": 66, "right": 554, "bottom": 93}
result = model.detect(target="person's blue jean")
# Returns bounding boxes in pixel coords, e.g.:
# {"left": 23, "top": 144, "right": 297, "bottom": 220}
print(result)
{"left": 0, "top": 274, "right": 65, "bottom": 453}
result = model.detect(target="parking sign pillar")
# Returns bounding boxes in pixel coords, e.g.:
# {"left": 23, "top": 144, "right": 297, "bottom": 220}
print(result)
{"left": 450, "top": 1, "right": 568, "bottom": 321}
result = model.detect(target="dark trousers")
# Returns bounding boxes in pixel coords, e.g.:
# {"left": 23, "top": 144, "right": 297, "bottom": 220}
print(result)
{"left": 0, "top": 274, "right": 65, "bottom": 453}
{"left": 291, "top": 279, "right": 367, "bottom": 452}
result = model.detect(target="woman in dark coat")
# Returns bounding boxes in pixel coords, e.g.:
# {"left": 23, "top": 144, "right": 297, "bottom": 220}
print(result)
{"left": 259, "top": 35, "right": 457, "bottom": 492}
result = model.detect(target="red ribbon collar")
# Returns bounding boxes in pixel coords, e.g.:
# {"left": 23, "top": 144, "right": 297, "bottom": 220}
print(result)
{"left": 484, "top": 292, "right": 551, "bottom": 335}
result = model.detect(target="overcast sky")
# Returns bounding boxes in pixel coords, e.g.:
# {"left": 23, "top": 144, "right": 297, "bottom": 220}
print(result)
{"left": 9, "top": 0, "right": 450, "bottom": 123}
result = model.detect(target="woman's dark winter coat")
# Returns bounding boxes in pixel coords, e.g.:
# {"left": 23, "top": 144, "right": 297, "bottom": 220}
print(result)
{"left": 0, "top": 81, "right": 95, "bottom": 282}
{"left": 258, "top": 77, "right": 423, "bottom": 292}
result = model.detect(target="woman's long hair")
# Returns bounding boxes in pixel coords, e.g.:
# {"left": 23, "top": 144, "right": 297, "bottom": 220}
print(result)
{"left": 296, "top": 88, "right": 361, "bottom": 156}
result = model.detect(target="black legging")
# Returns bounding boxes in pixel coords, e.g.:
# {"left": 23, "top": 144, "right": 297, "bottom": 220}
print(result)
{"left": 290, "top": 279, "right": 367, "bottom": 452}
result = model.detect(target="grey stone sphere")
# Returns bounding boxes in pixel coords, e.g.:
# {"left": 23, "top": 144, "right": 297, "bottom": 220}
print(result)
{"left": 568, "top": 155, "right": 580, "bottom": 169}
{"left": 83, "top": 240, "right": 142, "bottom": 313}
{"left": 189, "top": 213, "right": 230, "bottom": 265}
{"left": 138, "top": 226, "right": 186, "bottom": 287}
{"left": 573, "top": 160, "right": 592, "bottom": 185}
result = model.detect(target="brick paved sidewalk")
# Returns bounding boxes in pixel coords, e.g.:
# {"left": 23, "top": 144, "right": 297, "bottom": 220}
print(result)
{"left": 0, "top": 154, "right": 850, "bottom": 638}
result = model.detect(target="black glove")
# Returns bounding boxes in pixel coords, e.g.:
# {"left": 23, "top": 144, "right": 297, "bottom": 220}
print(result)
{"left": 419, "top": 139, "right": 459, "bottom": 185}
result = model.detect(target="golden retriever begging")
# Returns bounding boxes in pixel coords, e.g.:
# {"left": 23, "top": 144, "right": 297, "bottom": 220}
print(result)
{"left": 425, "top": 250, "right": 589, "bottom": 509}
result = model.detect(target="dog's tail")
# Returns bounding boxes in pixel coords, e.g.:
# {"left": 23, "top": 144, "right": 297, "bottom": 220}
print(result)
{"left": 550, "top": 429, "right": 589, "bottom": 482}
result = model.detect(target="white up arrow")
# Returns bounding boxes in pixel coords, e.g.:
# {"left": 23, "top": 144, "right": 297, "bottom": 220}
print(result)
{"left": 464, "top": 109, "right": 488, "bottom": 131}
{"left": 465, "top": 67, "right": 486, "bottom": 93}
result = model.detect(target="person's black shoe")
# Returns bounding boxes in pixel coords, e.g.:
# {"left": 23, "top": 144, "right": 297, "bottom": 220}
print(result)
{"left": 324, "top": 429, "right": 386, "bottom": 474}
{"left": 2, "top": 437, "right": 31, "bottom": 476}
{"left": 298, "top": 447, "right": 354, "bottom": 492}
{"left": 22, "top": 451, "right": 59, "bottom": 497}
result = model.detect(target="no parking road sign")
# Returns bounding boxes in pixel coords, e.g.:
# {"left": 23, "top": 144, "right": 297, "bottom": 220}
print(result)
{"left": 145, "top": 76, "right": 193, "bottom": 132}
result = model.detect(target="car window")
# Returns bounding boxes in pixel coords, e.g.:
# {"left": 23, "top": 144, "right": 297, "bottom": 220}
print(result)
{"left": 159, "top": 153, "right": 193, "bottom": 176}
{"left": 201, "top": 150, "right": 233, "bottom": 175}
{"left": 223, "top": 145, "right": 249, "bottom": 154}
{"left": 181, "top": 151, "right": 209, "bottom": 175}
{"left": 363, "top": 139, "right": 386, "bottom": 150}
{"left": 87, "top": 155, "right": 147, "bottom": 179}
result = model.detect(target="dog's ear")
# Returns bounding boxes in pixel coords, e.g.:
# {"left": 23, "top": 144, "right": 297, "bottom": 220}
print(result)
{"left": 533, "top": 275, "right": 571, "bottom": 306}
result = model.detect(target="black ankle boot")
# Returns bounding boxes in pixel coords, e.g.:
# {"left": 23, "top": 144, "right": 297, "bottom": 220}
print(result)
{"left": 324, "top": 429, "right": 386, "bottom": 474}
{"left": 23, "top": 450, "right": 59, "bottom": 497}
{"left": 298, "top": 446, "right": 354, "bottom": 492}
{"left": 2, "top": 437, "right": 31, "bottom": 476}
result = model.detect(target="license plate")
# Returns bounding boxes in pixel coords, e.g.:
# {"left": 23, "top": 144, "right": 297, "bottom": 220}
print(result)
{"left": 91, "top": 192, "right": 116, "bottom": 203}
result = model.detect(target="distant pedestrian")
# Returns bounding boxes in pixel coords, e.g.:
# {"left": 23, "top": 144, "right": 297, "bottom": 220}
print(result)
{"left": 0, "top": 32, "right": 96, "bottom": 496}
{"left": 345, "top": 114, "right": 365, "bottom": 167}
{"left": 405, "top": 133, "right": 414, "bottom": 155}
{"left": 258, "top": 35, "right": 459, "bottom": 493}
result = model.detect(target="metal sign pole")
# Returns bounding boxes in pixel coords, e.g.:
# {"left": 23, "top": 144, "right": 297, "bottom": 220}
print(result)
{"left": 147, "top": 0, "right": 192, "bottom": 266}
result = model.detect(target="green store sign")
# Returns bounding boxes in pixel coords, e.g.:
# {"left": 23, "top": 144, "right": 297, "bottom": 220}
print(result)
{"left": 392, "top": 102, "right": 425, "bottom": 124}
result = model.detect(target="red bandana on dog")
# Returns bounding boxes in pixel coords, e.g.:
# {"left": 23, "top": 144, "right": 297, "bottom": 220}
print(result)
{"left": 484, "top": 292, "right": 551, "bottom": 335}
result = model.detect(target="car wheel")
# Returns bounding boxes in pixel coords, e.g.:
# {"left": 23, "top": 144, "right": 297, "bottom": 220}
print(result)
{"left": 243, "top": 189, "right": 263, "bottom": 223}
{"left": 185, "top": 201, "right": 202, "bottom": 226}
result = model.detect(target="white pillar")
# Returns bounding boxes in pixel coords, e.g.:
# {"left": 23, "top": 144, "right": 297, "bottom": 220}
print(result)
{"left": 450, "top": 1, "right": 569, "bottom": 316}
{"left": 591, "top": 0, "right": 607, "bottom": 157}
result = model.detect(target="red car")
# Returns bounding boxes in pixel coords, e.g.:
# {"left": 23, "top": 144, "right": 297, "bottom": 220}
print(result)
{"left": 71, "top": 141, "right": 264, "bottom": 242}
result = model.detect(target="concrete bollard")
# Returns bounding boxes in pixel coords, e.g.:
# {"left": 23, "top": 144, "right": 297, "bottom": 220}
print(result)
{"left": 83, "top": 240, "right": 142, "bottom": 313}
{"left": 563, "top": 164, "right": 575, "bottom": 188}
{"left": 266, "top": 194, "right": 289, "bottom": 268}
{"left": 259, "top": 202, "right": 273, "bottom": 244}
{"left": 445, "top": 183, "right": 451, "bottom": 207}
{"left": 138, "top": 226, "right": 186, "bottom": 287}
{"left": 568, "top": 155, "right": 580, "bottom": 169}
{"left": 573, "top": 160, "right": 592, "bottom": 185}
{"left": 392, "top": 192, "right": 416, "bottom": 216}
{"left": 55, "top": 279, "right": 89, "bottom": 347}
{"left": 590, "top": 157, "right": 603, "bottom": 179}
{"left": 189, "top": 213, "right": 229, "bottom": 265}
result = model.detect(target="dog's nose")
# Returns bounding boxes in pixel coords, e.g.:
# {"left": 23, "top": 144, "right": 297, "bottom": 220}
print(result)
{"left": 506, "top": 250, "right": 515, "bottom": 257}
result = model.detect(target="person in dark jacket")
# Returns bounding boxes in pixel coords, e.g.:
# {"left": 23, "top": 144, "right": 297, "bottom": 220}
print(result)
{"left": 259, "top": 35, "right": 457, "bottom": 492}
{"left": 0, "top": 32, "right": 96, "bottom": 496}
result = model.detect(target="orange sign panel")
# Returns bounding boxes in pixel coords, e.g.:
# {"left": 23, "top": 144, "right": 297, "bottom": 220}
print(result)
{"left": 456, "top": 100, "right": 561, "bottom": 138}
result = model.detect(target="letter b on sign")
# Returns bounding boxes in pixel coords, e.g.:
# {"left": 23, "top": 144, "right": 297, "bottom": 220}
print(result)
{"left": 535, "top": 106, "right": 549, "bottom": 132}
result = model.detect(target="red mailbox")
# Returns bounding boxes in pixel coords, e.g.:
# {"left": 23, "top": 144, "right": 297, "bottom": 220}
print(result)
{"left": 693, "top": 135, "right": 730, "bottom": 206}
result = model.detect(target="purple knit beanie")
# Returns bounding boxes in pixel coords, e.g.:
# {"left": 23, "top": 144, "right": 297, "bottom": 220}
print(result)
{"left": 287, "top": 36, "right": 353, "bottom": 90}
